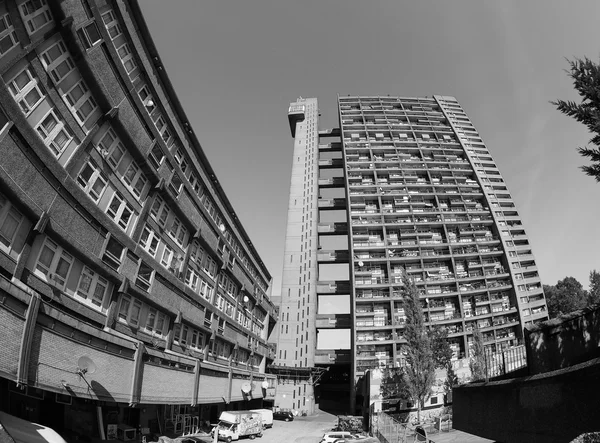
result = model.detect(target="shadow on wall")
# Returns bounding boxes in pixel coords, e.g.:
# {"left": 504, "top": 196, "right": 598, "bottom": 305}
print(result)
{"left": 525, "top": 303, "right": 600, "bottom": 375}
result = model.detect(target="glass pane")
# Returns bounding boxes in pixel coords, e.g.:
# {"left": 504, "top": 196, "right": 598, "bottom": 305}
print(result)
{"left": 0, "top": 33, "right": 16, "bottom": 54}
{"left": 23, "top": 87, "right": 41, "bottom": 109}
{"left": 92, "top": 279, "right": 106, "bottom": 306}
{"left": 41, "top": 113, "right": 57, "bottom": 133}
{"left": 85, "top": 23, "right": 101, "bottom": 44}
{"left": 52, "top": 129, "right": 69, "bottom": 152}
{"left": 89, "top": 174, "right": 107, "bottom": 201}
{"left": 78, "top": 271, "right": 93, "bottom": 295}
{"left": 0, "top": 208, "right": 21, "bottom": 245}
{"left": 77, "top": 163, "right": 94, "bottom": 187}
{"left": 118, "top": 297, "right": 130, "bottom": 318}
{"left": 107, "top": 144, "right": 124, "bottom": 168}
{"left": 123, "top": 163, "right": 137, "bottom": 184}
{"left": 37, "top": 245, "right": 55, "bottom": 273}
{"left": 55, "top": 255, "right": 71, "bottom": 280}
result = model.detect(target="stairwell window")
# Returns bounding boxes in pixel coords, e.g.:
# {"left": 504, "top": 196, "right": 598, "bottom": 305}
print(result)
{"left": 7, "top": 66, "right": 44, "bottom": 116}
{"left": 0, "top": 193, "right": 24, "bottom": 251}
{"left": 34, "top": 238, "right": 74, "bottom": 290}
{"left": 76, "top": 160, "right": 107, "bottom": 203}
{"left": 35, "top": 110, "right": 72, "bottom": 157}
{"left": 19, "top": 0, "right": 52, "bottom": 35}
{"left": 76, "top": 266, "right": 109, "bottom": 307}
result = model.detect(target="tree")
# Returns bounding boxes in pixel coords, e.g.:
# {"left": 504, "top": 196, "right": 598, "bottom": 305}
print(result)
{"left": 429, "top": 325, "right": 453, "bottom": 370}
{"left": 552, "top": 57, "right": 600, "bottom": 181}
{"left": 588, "top": 270, "right": 600, "bottom": 306}
{"left": 469, "top": 325, "right": 486, "bottom": 382}
{"left": 400, "top": 270, "right": 436, "bottom": 423}
{"left": 380, "top": 366, "right": 409, "bottom": 400}
{"left": 544, "top": 276, "right": 588, "bottom": 318}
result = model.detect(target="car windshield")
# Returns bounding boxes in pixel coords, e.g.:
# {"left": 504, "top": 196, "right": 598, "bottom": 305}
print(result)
{"left": 217, "top": 421, "right": 234, "bottom": 430}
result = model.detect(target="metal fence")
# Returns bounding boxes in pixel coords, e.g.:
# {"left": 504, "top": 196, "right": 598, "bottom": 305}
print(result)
{"left": 372, "top": 411, "right": 412, "bottom": 443}
{"left": 476, "top": 344, "right": 527, "bottom": 380}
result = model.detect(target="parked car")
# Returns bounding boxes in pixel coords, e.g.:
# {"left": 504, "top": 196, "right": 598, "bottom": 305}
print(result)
{"left": 320, "top": 431, "right": 354, "bottom": 443}
{"left": 333, "top": 437, "right": 379, "bottom": 443}
{"left": 273, "top": 410, "right": 294, "bottom": 422}
{"left": 250, "top": 409, "right": 274, "bottom": 429}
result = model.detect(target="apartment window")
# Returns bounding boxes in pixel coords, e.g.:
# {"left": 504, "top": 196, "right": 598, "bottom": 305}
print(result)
{"left": 168, "top": 217, "right": 187, "bottom": 247}
{"left": 77, "top": 22, "right": 101, "bottom": 49}
{"left": 135, "top": 261, "right": 153, "bottom": 291}
{"left": 76, "top": 160, "right": 107, "bottom": 203}
{"left": 35, "top": 238, "right": 74, "bottom": 290}
{"left": 160, "top": 243, "right": 174, "bottom": 269}
{"left": 199, "top": 278, "right": 212, "bottom": 301}
{"left": 76, "top": 266, "right": 109, "bottom": 306}
{"left": 189, "top": 242, "right": 204, "bottom": 265}
{"left": 138, "top": 85, "right": 155, "bottom": 113}
{"left": 64, "top": 79, "right": 97, "bottom": 125}
{"left": 116, "top": 43, "right": 136, "bottom": 74}
{"left": 139, "top": 224, "right": 160, "bottom": 257}
{"left": 150, "top": 196, "right": 168, "bottom": 227}
{"left": 106, "top": 191, "right": 134, "bottom": 231}
{"left": 203, "top": 255, "right": 217, "bottom": 278}
{"left": 102, "top": 236, "right": 124, "bottom": 270}
{"left": 145, "top": 307, "right": 166, "bottom": 335}
{"left": 122, "top": 161, "right": 147, "bottom": 200}
{"left": 185, "top": 268, "right": 199, "bottom": 291}
{"left": 101, "top": 11, "right": 122, "bottom": 40}
{"left": 35, "top": 110, "right": 72, "bottom": 156}
{"left": 216, "top": 295, "right": 224, "bottom": 311}
{"left": 225, "top": 301, "right": 234, "bottom": 318}
{"left": 190, "top": 329, "right": 204, "bottom": 350}
{"left": 7, "top": 66, "right": 44, "bottom": 116}
{"left": 517, "top": 285, "right": 526, "bottom": 292}
{"left": 40, "top": 41, "right": 75, "bottom": 84}
{"left": 118, "top": 294, "right": 142, "bottom": 326}
{"left": 148, "top": 144, "right": 164, "bottom": 169}
{"left": 20, "top": 0, "right": 52, "bottom": 35}
{"left": 98, "top": 127, "right": 125, "bottom": 169}
{"left": 0, "top": 13, "right": 18, "bottom": 55}
{"left": 169, "top": 174, "right": 183, "bottom": 196}
{"left": 0, "top": 194, "right": 24, "bottom": 251}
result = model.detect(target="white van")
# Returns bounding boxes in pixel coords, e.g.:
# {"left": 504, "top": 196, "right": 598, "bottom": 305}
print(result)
{"left": 320, "top": 432, "right": 354, "bottom": 443}
{"left": 250, "top": 409, "right": 274, "bottom": 429}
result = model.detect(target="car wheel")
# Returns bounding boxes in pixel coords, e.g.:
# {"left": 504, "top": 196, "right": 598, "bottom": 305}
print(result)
{"left": 285, "top": 418, "right": 290, "bottom": 422}
{"left": 226, "top": 437, "right": 232, "bottom": 443}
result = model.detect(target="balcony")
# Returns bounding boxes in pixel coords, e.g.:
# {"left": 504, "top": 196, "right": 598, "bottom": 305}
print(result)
{"left": 316, "top": 280, "right": 350, "bottom": 294}
{"left": 314, "top": 350, "right": 351, "bottom": 365}
{"left": 318, "top": 177, "right": 345, "bottom": 188}
{"left": 318, "top": 198, "right": 347, "bottom": 210}
{"left": 318, "top": 222, "right": 348, "bottom": 235}
{"left": 318, "top": 158, "right": 344, "bottom": 169}
{"left": 317, "top": 250, "right": 349, "bottom": 263}
{"left": 319, "top": 142, "right": 342, "bottom": 151}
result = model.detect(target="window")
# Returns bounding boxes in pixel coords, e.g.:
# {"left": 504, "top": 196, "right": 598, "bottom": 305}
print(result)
{"left": 102, "top": 236, "right": 124, "bottom": 270}
{"left": 0, "top": 13, "right": 18, "bottom": 55}
{"left": 160, "top": 243, "right": 174, "bottom": 269}
{"left": 138, "top": 85, "right": 154, "bottom": 113}
{"left": 116, "top": 43, "right": 136, "bottom": 74}
{"left": 190, "top": 329, "right": 204, "bottom": 350}
{"left": 76, "top": 160, "right": 107, "bottom": 203}
{"left": 199, "top": 278, "right": 213, "bottom": 301}
{"left": 150, "top": 196, "right": 168, "bottom": 227}
{"left": 118, "top": 294, "right": 142, "bottom": 326}
{"left": 148, "top": 144, "right": 164, "bottom": 169}
{"left": 168, "top": 217, "right": 187, "bottom": 247}
{"left": 203, "top": 255, "right": 217, "bottom": 278}
{"left": 189, "top": 242, "right": 204, "bottom": 265}
{"left": 20, "top": 0, "right": 52, "bottom": 35}
{"left": 7, "top": 66, "right": 44, "bottom": 115}
{"left": 77, "top": 22, "right": 101, "bottom": 49}
{"left": 0, "top": 194, "right": 24, "bottom": 251}
{"left": 225, "top": 301, "right": 234, "bottom": 318}
{"left": 76, "top": 266, "right": 109, "bottom": 307}
{"left": 64, "top": 80, "right": 97, "bottom": 125}
{"left": 98, "top": 127, "right": 125, "bottom": 169}
{"left": 139, "top": 224, "right": 160, "bottom": 257}
{"left": 40, "top": 41, "right": 75, "bottom": 84}
{"left": 185, "top": 268, "right": 199, "bottom": 291}
{"left": 35, "top": 238, "right": 74, "bottom": 290}
{"left": 135, "top": 261, "right": 153, "bottom": 291}
{"left": 216, "top": 295, "right": 224, "bottom": 311}
{"left": 177, "top": 325, "right": 189, "bottom": 346}
{"left": 106, "top": 191, "right": 135, "bottom": 231}
{"left": 169, "top": 174, "right": 183, "bottom": 196}
{"left": 35, "top": 110, "right": 72, "bottom": 156}
{"left": 101, "top": 11, "right": 122, "bottom": 40}
{"left": 145, "top": 307, "right": 166, "bottom": 335}
{"left": 122, "top": 161, "right": 147, "bottom": 200}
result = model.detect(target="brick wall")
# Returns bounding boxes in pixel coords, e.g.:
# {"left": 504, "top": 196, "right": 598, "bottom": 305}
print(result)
{"left": 0, "top": 307, "right": 24, "bottom": 377}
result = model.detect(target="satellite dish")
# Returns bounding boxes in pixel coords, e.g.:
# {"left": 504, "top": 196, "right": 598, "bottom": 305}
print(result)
{"left": 241, "top": 383, "right": 252, "bottom": 394}
{"left": 77, "top": 356, "right": 97, "bottom": 376}
{"left": 219, "top": 224, "right": 226, "bottom": 233}
{"left": 358, "top": 261, "right": 364, "bottom": 267}
{"left": 261, "top": 380, "right": 269, "bottom": 389}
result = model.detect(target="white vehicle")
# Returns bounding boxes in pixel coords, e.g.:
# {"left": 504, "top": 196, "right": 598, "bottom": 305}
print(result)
{"left": 213, "top": 411, "right": 263, "bottom": 442}
{"left": 250, "top": 409, "right": 273, "bottom": 429}
{"left": 320, "top": 431, "right": 354, "bottom": 443}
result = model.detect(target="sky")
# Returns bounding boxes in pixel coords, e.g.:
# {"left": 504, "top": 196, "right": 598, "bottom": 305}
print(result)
{"left": 139, "top": 0, "right": 600, "bottom": 295}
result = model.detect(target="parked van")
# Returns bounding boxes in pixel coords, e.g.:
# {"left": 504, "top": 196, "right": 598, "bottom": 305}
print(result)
{"left": 250, "top": 409, "right": 274, "bottom": 429}
{"left": 212, "top": 411, "right": 262, "bottom": 442}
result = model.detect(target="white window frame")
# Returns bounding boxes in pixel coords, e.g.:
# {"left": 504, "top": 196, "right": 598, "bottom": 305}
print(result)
{"left": 185, "top": 268, "right": 199, "bottom": 291}
{"left": 135, "top": 261, "right": 153, "bottom": 292}
{"left": 40, "top": 40, "right": 75, "bottom": 84}
{"left": 139, "top": 224, "right": 160, "bottom": 257}
{"left": 148, "top": 144, "right": 164, "bottom": 169}
{"left": 168, "top": 216, "right": 187, "bottom": 247}
{"left": 106, "top": 191, "right": 135, "bottom": 231}
{"left": 169, "top": 174, "right": 183, "bottom": 196}
{"left": 203, "top": 255, "right": 217, "bottom": 278}
{"left": 121, "top": 161, "right": 147, "bottom": 201}
{"left": 216, "top": 295, "right": 224, "bottom": 311}
{"left": 0, "top": 193, "right": 24, "bottom": 252}
{"left": 160, "top": 242, "right": 174, "bottom": 269}
{"left": 76, "top": 160, "right": 108, "bottom": 203}
{"left": 34, "top": 237, "right": 74, "bottom": 290}
{"left": 97, "top": 127, "right": 125, "bottom": 169}
{"left": 35, "top": 109, "right": 73, "bottom": 157}
{"left": 19, "top": 0, "right": 52, "bottom": 35}
{"left": 138, "top": 85, "right": 155, "bottom": 113}
{"left": 77, "top": 21, "right": 101, "bottom": 49}
{"left": 101, "top": 11, "right": 122, "bottom": 40}
{"left": 76, "top": 266, "right": 109, "bottom": 308}
{"left": 116, "top": 42, "right": 137, "bottom": 74}
{"left": 199, "top": 278, "right": 212, "bottom": 301}
{"left": 150, "top": 196, "right": 169, "bottom": 227}
{"left": 7, "top": 66, "right": 44, "bottom": 116}
{"left": 64, "top": 79, "right": 97, "bottom": 125}
{"left": 0, "top": 13, "right": 18, "bottom": 55}
{"left": 118, "top": 294, "right": 142, "bottom": 327}
{"left": 144, "top": 307, "right": 166, "bottom": 336}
